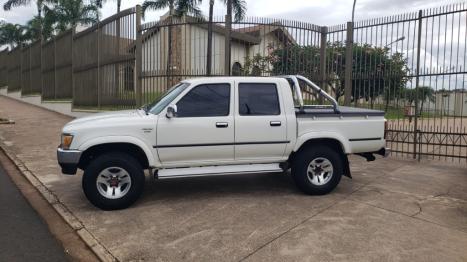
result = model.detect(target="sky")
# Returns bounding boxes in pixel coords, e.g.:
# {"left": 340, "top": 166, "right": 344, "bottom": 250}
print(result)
{"left": 0, "top": 0, "right": 462, "bottom": 26}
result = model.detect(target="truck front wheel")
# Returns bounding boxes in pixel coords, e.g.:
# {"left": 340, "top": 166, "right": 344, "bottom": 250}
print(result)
{"left": 291, "top": 145, "right": 343, "bottom": 195}
{"left": 82, "top": 152, "right": 145, "bottom": 210}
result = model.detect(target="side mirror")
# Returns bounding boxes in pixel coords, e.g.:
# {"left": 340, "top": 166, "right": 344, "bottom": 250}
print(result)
{"left": 166, "top": 105, "right": 177, "bottom": 118}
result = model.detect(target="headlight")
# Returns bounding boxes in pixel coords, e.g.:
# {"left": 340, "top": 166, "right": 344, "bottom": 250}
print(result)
{"left": 61, "top": 134, "right": 74, "bottom": 149}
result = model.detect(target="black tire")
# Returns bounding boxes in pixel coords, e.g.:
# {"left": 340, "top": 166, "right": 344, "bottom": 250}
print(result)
{"left": 291, "top": 145, "right": 343, "bottom": 195}
{"left": 82, "top": 152, "right": 145, "bottom": 210}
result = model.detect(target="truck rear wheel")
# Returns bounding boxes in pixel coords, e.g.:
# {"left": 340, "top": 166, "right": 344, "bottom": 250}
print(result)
{"left": 291, "top": 145, "right": 343, "bottom": 195}
{"left": 82, "top": 152, "right": 145, "bottom": 210}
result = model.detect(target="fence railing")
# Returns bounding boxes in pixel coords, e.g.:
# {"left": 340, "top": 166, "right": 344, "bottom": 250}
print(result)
{"left": 73, "top": 7, "right": 137, "bottom": 109}
{"left": 0, "top": 3, "right": 466, "bottom": 162}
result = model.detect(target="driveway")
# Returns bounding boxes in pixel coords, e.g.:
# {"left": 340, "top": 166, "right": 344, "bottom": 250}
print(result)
{"left": 1, "top": 95, "right": 467, "bottom": 261}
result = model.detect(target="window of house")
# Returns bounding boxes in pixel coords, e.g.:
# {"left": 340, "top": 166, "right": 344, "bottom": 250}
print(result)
{"left": 176, "top": 84, "right": 230, "bottom": 117}
{"left": 239, "top": 83, "right": 280, "bottom": 115}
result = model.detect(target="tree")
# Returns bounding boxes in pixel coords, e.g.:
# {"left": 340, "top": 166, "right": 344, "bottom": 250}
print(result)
{"left": 3, "top": 0, "right": 55, "bottom": 40}
{"left": 402, "top": 86, "right": 435, "bottom": 113}
{"left": 142, "top": 0, "right": 203, "bottom": 76}
{"left": 44, "top": 0, "right": 99, "bottom": 33}
{"left": 94, "top": 0, "right": 123, "bottom": 13}
{"left": 206, "top": 0, "right": 246, "bottom": 75}
{"left": 267, "top": 42, "right": 409, "bottom": 108}
{"left": 0, "top": 22, "right": 24, "bottom": 49}
{"left": 142, "top": 0, "right": 203, "bottom": 18}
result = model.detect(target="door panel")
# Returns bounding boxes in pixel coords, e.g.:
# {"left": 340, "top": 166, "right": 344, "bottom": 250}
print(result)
{"left": 156, "top": 116, "right": 234, "bottom": 165}
{"left": 156, "top": 83, "right": 234, "bottom": 166}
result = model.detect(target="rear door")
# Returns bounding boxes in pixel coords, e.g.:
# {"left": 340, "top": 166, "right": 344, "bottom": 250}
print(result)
{"left": 234, "top": 81, "right": 288, "bottom": 161}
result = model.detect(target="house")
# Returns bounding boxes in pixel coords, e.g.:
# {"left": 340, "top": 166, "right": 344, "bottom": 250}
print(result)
{"left": 430, "top": 89, "right": 467, "bottom": 116}
{"left": 139, "top": 14, "right": 296, "bottom": 90}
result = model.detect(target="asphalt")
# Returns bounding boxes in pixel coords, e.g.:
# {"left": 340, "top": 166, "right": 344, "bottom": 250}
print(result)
{"left": 0, "top": 163, "right": 69, "bottom": 262}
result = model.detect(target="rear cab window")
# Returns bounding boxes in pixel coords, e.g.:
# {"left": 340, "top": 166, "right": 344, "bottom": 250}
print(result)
{"left": 238, "top": 83, "right": 280, "bottom": 116}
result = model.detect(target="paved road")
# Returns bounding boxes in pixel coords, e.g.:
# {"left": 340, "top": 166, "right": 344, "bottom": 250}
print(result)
{"left": 0, "top": 164, "right": 69, "bottom": 262}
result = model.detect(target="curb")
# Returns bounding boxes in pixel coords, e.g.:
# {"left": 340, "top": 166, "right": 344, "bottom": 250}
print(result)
{"left": 0, "top": 143, "right": 117, "bottom": 262}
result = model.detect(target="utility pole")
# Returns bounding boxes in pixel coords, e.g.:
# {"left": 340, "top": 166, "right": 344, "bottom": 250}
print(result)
{"left": 352, "top": 0, "right": 357, "bottom": 23}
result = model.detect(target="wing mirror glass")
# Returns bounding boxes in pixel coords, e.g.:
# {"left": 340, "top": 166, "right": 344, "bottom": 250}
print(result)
{"left": 166, "top": 105, "right": 177, "bottom": 118}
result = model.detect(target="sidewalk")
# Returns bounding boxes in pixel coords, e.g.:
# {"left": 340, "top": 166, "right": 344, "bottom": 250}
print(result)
{"left": 1, "top": 94, "right": 467, "bottom": 262}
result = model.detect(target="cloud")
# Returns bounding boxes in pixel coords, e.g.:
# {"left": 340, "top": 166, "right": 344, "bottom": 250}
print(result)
{"left": 0, "top": 0, "right": 462, "bottom": 26}
{"left": 0, "top": 4, "right": 36, "bottom": 25}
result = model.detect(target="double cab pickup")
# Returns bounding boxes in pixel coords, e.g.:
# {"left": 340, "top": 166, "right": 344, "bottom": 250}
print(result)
{"left": 57, "top": 75, "right": 388, "bottom": 210}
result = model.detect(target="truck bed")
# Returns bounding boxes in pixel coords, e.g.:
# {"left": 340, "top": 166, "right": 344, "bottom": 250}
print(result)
{"left": 295, "top": 106, "right": 386, "bottom": 154}
{"left": 295, "top": 106, "right": 385, "bottom": 117}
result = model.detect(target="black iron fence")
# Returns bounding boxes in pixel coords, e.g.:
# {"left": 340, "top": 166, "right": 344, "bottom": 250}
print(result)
{"left": 0, "top": 3, "right": 466, "bottom": 162}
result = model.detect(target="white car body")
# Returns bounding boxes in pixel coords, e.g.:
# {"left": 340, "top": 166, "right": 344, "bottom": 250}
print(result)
{"left": 58, "top": 76, "right": 387, "bottom": 177}
{"left": 57, "top": 75, "right": 388, "bottom": 209}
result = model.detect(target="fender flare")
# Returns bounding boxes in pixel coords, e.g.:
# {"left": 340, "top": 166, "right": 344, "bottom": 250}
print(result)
{"left": 78, "top": 136, "right": 157, "bottom": 167}
{"left": 293, "top": 132, "right": 350, "bottom": 154}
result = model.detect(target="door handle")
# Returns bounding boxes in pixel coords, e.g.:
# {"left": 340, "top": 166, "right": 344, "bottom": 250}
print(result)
{"left": 270, "top": 121, "right": 282, "bottom": 127}
{"left": 216, "top": 122, "right": 229, "bottom": 128}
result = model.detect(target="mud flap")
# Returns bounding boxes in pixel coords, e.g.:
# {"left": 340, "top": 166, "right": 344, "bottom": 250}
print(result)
{"left": 343, "top": 154, "right": 352, "bottom": 179}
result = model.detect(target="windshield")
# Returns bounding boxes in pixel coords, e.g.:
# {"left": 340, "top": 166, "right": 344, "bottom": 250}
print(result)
{"left": 147, "top": 82, "right": 190, "bottom": 114}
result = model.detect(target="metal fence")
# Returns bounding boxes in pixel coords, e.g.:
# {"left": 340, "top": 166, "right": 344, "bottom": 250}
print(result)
{"left": 139, "top": 16, "right": 324, "bottom": 104}
{"left": 7, "top": 47, "right": 21, "bottom": 92}
{"left": 0, "top": 50, "right": 8, "bottom": 87}
{"left": 42, "top": 29, "right": 74, "bottom": 100}
{"left": 20, "top": 40, "right": 43, "bottom": 96}
{"left": 335, "top": 4, "right": 467, "bottom": 162}
{"left": 0, "top": 3, "right": 466, "bottom": 162}
{"left": 73, "top": 7, "right": 137, "bottom": 109}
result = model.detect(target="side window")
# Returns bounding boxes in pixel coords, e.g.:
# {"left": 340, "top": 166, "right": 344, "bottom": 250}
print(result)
{"left": 239, "top": 83, "right": 280, "bottom": 115}
{"left": 176, "top": 84, "right": 230, "bottom": 117}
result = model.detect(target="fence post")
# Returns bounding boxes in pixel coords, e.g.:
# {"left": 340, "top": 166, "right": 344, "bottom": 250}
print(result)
{"left": 71, "top": 28, "right": 75, "bottom": 108}
{"left": 53, "top": 35, "right": 57, "bottom": 100}
{"left": 135, "top": 5, "right": 143, "bottom": 107}
{"left": 344, "top": 21, "right": 354, "bottom": 106}
{"left": 224, "top": 0, "right": 232, "bottom": 76}
{"left": 413, "top": 9, "right": 423, "bottom": 160}
{"left": 97, "top": 22, "right": 101, "bottom": 109}
{"left": 319, "top": 26, "right": 328, "bottom": 103}
{"left": 206, "top": 0, "right": 214, "bottom": 76}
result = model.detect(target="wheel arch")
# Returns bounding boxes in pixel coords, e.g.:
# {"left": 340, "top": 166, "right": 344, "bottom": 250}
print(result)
{"left": 78, "top": 140, "right": 153, "bottom": 170}
{"left": 291, "top": 137, "right": 351, "bottom": 178}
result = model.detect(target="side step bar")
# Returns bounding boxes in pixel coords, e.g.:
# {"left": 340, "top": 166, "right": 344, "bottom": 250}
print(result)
{"left": 157, "top": 163, "right": 284, "bottom": 179}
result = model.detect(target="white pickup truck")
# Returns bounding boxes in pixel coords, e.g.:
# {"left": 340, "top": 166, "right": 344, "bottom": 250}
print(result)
{"left": 57, "top": 75, "right": 387, "bottom": 210}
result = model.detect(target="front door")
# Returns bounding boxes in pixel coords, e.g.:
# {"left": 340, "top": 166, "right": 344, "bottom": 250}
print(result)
{"left": 234, "top": 82, "right": 288, "bottom": 161}
{"left": 156, "top": 82, "right": 234, "bottom": 167}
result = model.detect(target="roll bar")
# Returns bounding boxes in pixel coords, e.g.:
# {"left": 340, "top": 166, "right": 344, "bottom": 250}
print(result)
{"left": 278, "top": 75, "right": 340, "bottom": 113}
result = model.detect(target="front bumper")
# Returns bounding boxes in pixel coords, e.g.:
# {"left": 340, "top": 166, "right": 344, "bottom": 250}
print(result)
{"left": 57, "top": 147, "right": 82, "bottom": 175}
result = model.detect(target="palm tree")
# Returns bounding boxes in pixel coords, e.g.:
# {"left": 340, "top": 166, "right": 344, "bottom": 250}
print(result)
{"left": 22, "top": 16, "right": 42, "bottom": 42}
{"left": 94, "top": 0, "right": 123, "bottom": 13}
{"left": 45, "top": 0, "right": 99, "bottom": 33}
{"left": 3, "top": 0, "right": 55, "bottom": 39}
{"left": 142, "top": 0, "right": 202, "bottom": 75}
{"left": 0, "top": 22, "right": 24, "bottom": 49}
{"left": 206, "top": 0, "right": 246, "bottom": 75}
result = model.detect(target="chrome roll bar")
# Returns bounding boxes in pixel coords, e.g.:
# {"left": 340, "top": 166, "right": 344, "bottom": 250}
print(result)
{"left": 279, "top": 75, "right": 340, "bottom": 113}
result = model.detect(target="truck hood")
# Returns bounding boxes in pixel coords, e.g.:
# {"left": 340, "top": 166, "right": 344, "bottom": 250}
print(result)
{"left": 62, "top": 109, "right": 148, "bottom": 133}
{"left": 68, "top": 110, "right": 143, "bottom": 125}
